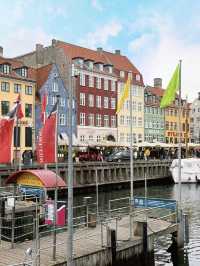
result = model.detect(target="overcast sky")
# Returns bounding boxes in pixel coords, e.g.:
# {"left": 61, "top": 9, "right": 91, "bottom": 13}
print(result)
{"left": 1, "top": 0, "right": 200, "bottom": 101}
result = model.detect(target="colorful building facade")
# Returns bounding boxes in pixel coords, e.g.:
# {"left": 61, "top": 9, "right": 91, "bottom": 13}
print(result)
{"left": 144, "top": 81, "right": 165, "bottom": 142}
{"left": 0, "top": 51, "right": 36, "bottom": 161}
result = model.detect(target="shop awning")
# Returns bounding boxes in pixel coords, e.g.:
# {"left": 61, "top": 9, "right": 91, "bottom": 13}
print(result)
{"left": 6, "top": 169, "right": 66, "bottom": 189}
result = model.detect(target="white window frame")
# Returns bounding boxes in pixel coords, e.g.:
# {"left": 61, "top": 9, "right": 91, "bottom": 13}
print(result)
{"left": 52, "top": 81, "right": 59, "bottom": 92}
{"left": 89, "top": 75, "right": 94, "bottom": 87}
{"left": 138, "top": 117, "right": 143, "bottom": 127}
{"left": 59, "top": 113, "right": 66, "bottom": 126}
{"left": 104, "top": 115, "right": 109, "bottom": 127}
{"left": 51, "top": 96, "right": 57, "bottom": 105}
{"left": 120, "top": 71, "right": 125, "bottom": 78}
{"left": 60, "top": 97, "right": 65, "bottom": 107}
{"left": 104, "top": 97, "right": 109, "bottom": 108}
{"left": 80, "top": 73, "right": 85, "bottom": 86}
{"left": 96, "top": 96, "right": 101, "bottom": 108}
{"left": 111, "top": 115, "right": 116, "bottom": 127}
{"left": 96, "top": 114, "right": 101, "bottom": 127}
{"left": 111, "top": 80, "right": 115, "bottom": 91}
{"left": 96, "top": 77, "right": 101, "bottom": 89}
{"left": 104, "top": 79, "right": 108, "bottom": 90}
{"left": 88, "top": 113, "right": 94, "bottom": 126}
{"left": 80, "top": 113, "right": 85, "bottom": 126}
{"left": 80, "top": 93, "right": 85, "bottom": 106}
{"left": 88, "top": 94, "right": 94, "bottom": 107}
{"left": 111, "top": 98, "right": 116, "bottom": 109}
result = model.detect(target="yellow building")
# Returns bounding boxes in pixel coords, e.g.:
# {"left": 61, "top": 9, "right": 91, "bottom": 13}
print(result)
{"left": 117, "top": 72, "right": 144, "bottom": 144}
{"left": 165, "top": 99, "right": 190, "bottom": 144}
{"left": 0, "top": 53, "right": 36, "bottom": 162}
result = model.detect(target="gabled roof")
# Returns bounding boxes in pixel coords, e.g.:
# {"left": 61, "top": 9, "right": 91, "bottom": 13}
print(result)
{"left": 145, "top": 86, "right": 164, "bottom": 97}
{"left": 36, "top": 64, "right": 53, "bottom": 90}
{"left": 56, "top": 41, "right": 144, "bottom": 85}
{"left": 0, "top": 56, "right": 36, "bottom": 81}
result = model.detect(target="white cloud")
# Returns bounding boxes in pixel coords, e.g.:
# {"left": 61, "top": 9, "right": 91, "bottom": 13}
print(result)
{"left": 79, "top": 21, "right": 122, "bottom": 49}
{"left": 2, "top": 27, "right": 53, "bottom": 57}
{"left": 91, "top": 0, "right": 103, "bottom": 11}
{"left": 128, "top": 13, "right": 200, "bottom": 101}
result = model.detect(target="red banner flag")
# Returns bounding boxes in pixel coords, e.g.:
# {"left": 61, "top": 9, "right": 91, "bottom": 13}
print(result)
{"left": 0, "top": 118, "right": 14, "bottom": 164}
{"left": 36, "top": 113, "right": 56, "bottom": 164}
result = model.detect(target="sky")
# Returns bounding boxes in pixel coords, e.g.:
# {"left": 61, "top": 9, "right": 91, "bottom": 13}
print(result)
{"left": 1, "top": 0, "right": 200, "bottom": 101}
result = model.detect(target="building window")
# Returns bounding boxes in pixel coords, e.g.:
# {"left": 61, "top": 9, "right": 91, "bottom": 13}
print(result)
{"left": 96, "top": 135, "right": 101, "bottom": 142}
{"left": 96, "top": 77, "right": 101, "bottom": 89}
{"left": 60, "top": 98, "right": 65, "bottom": 107}
{"left": 1, "top": 82, "right": 10, "bottom": 92}
{"left": 89, "top": 75, "right": 94, "bottom": 87}
{"left": 25, "top": 127, "right": 32, "bottom": 147}
{"left": 166, "top": 121, "right": 169, "bottom": 130}
{"left": 80, "top": 73, "right": 85, "bottom": 86}
{"left": 14, "top": 127, "right": 20, "bottom": 147}
{"left": 111, "top": 116, "right": 116, "bottom": 127}
{"left": 132, "top": 101, "right": 137, "bottom": 111}
{"left": 104, "top": 115, "right": 109, "bottom": 127}
{"left": 25, "top": 86, "right": 32, "bottom": 95}
{"left": 52, "top": 81, "right": 59, "bottom": 92}
{"left": 80, "top": 113, "right": 85, "bottom": 126}
{"left": 126, "top": 116, "right": 130, "bottom": 125}
{"left": 111, "top": 98, "right": 116, "bottom": 109}
{"left": 138, "top": 102, "right": 142, "bottom": 112}
{"left": 111, "top": 81, "right": 115, "bottom": 91}
{"left": 104, "top": 97, "right": 109, "bottom": 108}
{"left": 88, "top": 114, "right": 94, "bottom": 126}
{"left": 14, "top": 84, "right": 21, "bottom": 93}
{"left": 1, "top": 64, "right": 10, "bottom": 74}
{"left": 80, "top": 135, "right": 85, "bottom": 142}
{"left": 120, "top": 115, "right": 124, "bottom": 125}
{"left": 51, "top": 96, "right": 57, "bottom": 105}
{"left": 1, "top": 101, "right": 9, "bottom": 115}
{"left": 89, "top": 135, "right": 93, "bottom": 141}
{"left": 132, "top": 116, "right": 136, "bottom": 127}
{"left": 88, "top": 94, "right": 94, "bottom": 107}
{"left": 104, "top": 79, "right": 108, "bottom": 90}
{"left": 59, "top": 114, "right": 66, "bottom": 126}
{"left": 96, "top": 114, "right": 101, "bottom": 127}
{"left": 80, "top": 93, "right": 85, "bottom": 106}
{"left": 120, "top": 71, "right": 125, "bottom": 78}
{"left": 88, "top": 61, "right": 93, "bottom": 70}
{"left": 21, "top": 67, "right": 27, "bottom": 77}
{"left": 25, "top": 104, "right": 32, "bottom": 118}
{"left": 96, "top": 96, "right": 101, "bottom": 108}
{"left": 126, "top": 100, "right": 130, "bottom": 110}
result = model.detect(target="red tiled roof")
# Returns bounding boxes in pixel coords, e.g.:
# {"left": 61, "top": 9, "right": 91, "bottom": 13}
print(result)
{"left": 0, "top": 56, "right": 36, "bottom": 81}
{"left": 57, "top": 41, "right": 144, "bottom": 85}
{"left": 6, "top": 169, "right": 66, "bottom": 188}
{"left": 145, "top": 86, "right": 164, "bottom": 97}
{"left": 36, "top": 64, "right": 53, "bottom": 90}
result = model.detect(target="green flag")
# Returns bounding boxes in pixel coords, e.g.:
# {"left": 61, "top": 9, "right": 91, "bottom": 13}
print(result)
{"left": 160, "top": 64, "right": 180, "bottom": 108}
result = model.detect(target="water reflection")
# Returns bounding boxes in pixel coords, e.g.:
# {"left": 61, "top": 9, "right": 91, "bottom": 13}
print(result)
{"left": 74, "top": 183, "right": 200, "bottom": 265}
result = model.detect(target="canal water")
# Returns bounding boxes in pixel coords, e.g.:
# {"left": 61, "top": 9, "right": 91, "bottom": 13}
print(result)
{"left": 74, "top": 183, "right": 200, "bottom": 266}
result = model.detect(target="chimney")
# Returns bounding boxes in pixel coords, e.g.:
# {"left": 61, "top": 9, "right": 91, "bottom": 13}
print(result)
{"left": 0, "top": 46, "right": 3, "bottom": 57}
{"left": 154, "top": 78, "right": 162, "bottom": 88}
{"left": 115, "top": 49, "right": 121, "bottom": 55}
{"left": 97, "top": 47, "right": 103, "bottom": 52}
{"left": 36, "top": 43, "right": 44, "bottom": 66}
{"left": 198, "top": 92, "right": 200, "bottom": 101}
{"left": 52, "top": 39, "right": 57, "bottom": 47}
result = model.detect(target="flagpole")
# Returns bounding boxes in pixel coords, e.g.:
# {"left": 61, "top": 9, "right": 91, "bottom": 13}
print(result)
{"left": 53, "top": 94, "right": 60, "bottom": 260}
{"left": 67, "top": 61, "right": 74, "bottom": 266}
{"left": 178, "top": 60, "right": 182, "bottom": 208}
{"left": 129, "top": 72, "right": 134, "bottom": 202}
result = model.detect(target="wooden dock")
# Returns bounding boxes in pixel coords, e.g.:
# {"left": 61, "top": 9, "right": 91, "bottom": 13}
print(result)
{"left": 0, "top": 214, "right": 178, "bottom": 266}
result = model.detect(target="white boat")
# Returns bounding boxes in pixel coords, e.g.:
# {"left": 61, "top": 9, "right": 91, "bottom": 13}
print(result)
{"left": 170, "top": 158, "right": 200, "bottom": 183}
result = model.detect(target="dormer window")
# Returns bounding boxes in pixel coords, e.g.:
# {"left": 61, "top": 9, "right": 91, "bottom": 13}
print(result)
{"left": 88, "top": 61, "right": 93, "bottom": 70}
{"left": 136, "top": 74, "right": 140, "bottom": 81}
{"left": 16, "top": 67, "right": 28, "bottom": 77}
{"left": 73, "top": 58, "right": 84, "bottom": 68}
{"left": 108, "top": 66, "right": 113, "bottom": 74}
{"left": 21, "top": 67, "right": 27, "bottom": 77}
{"left": 120, "top": 71, "right": 125, "bottom": 78}
{"left": 95, "top": 63, "right": 103, "bottom": 72}
{"left": 0, "top": 64, "right": 10, "bottom": 74}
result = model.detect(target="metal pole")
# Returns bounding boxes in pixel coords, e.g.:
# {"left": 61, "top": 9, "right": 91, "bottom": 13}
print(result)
{"left": 178, "top": 60, "right": 182, "bottom": 208}
{"left": 53, "top": 95, "right": 60, "bottom": 260}
{"left": 95, "top": 170, "right": 99, "bottom": 221}
{"left": 67, "top": 61, "right": 74, "bottom": 265}
{"left": 129, "top": 73, "right": 134, "bottom": 202}
{"left": 185, "top": 95, "right": 189, "bottom": 158}
{"left": 15, "top": 115, "right": 19, "bottom": 171}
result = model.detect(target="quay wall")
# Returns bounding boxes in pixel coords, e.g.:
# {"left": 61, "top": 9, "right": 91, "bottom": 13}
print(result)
{"left": 0, "top": 160, "right": 172, "bottom": 188}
